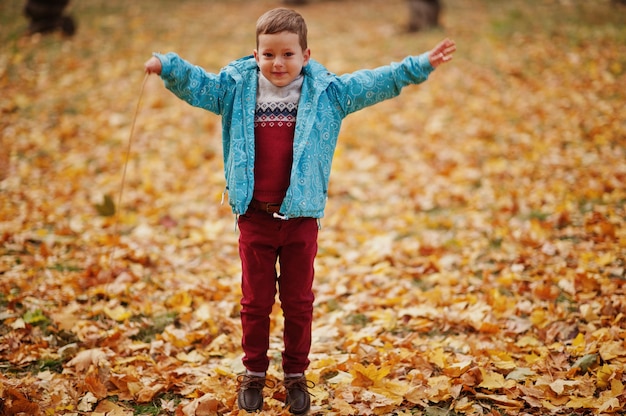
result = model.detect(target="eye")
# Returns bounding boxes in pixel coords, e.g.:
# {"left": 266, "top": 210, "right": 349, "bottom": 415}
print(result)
{"left": 285, "top": 52, "right": 295, "bottom": 57}
{"left": 263, "top": 52, "right": 274, "bottom": 58}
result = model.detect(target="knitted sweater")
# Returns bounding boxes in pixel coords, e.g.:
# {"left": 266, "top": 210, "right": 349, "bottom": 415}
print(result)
{"left": 253, "top": 74, "right": 303, "bottom": 203}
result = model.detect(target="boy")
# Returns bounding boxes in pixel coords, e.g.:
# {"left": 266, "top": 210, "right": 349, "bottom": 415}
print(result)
{"left": 144, "top": 7, "right": 455, "bottom": 414}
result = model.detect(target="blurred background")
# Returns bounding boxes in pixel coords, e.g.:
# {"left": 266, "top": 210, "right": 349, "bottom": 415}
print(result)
{"left": 1, "top": 0, "right": 625, "bottom": 414}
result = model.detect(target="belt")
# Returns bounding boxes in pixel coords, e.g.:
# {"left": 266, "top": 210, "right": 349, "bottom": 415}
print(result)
{"left": 249, "top": 199, "right": 282, "bottom": 214}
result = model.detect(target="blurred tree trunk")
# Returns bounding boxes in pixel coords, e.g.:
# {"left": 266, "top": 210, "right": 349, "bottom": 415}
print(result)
{"left": 407, "top": 0, "right": 441, "bottom": 32}
{"left": 24, "top": 0, "right": 76, "bottom": 35}
{"left": 0, "top": 128, "right": 9, "bottom": 181}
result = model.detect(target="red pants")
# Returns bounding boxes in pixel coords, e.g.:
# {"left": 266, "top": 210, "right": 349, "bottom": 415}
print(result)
{"left": 237, "top": 209, "right": 318, "bottom": 374}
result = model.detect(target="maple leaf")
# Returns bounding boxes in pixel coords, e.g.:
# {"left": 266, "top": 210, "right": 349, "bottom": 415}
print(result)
{"left": 425, "top": 375, "right": 453, "bottom": 402}
{"left": 442, "top": 359, "right": 473, "bottom": 377}
{"left": 595, "top": 364, "right": 614, "bottom": 389}
{"left": 77, "top": 392, "right": 98, "bottom": 412}
{"left": 85, "top": 373, "right": 108, "bottom": 399}
{"left": 599, "top": 341, "right": 625, "bottom": 361}
{"left": 549, "top": 379, "right": 579, "bottom": 395}
{"left": 478, "top": 370, "right": 515, "bottom": 390}
{"left": 426, "top": 347, "right": 448, "bottom": 369}
{"left": 93, "top": 400, "right": 134, "bottom": 415}
{"left": 350, "top": 362, "right": 390, "bottom": 388}
{"left": 0, "top": 386, "right": 41, "bottom": 415}
{"left": 330, "top": 398, "right": 357, "bottom": 415}
{"left": 66, "top": 348, "right": 110, "bottom": 372}
{"left": 597, "top": 397, "right": 621, "bottom": 413}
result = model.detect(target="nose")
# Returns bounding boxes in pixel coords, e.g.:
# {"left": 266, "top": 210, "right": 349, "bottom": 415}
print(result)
{"left": 273, "top": 56, "right": 284, "bottom": 68}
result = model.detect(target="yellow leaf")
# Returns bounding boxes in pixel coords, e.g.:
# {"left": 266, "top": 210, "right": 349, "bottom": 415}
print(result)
{"left": 571, "top": 332, "right": 585, "bottom": 353}
{"left": 478, "top": 370, "right": 513, "bottom": 390}
{"left": 127, "top": 381, "right": 144, "bottom": 396}
{"left": 596, "top": 364, "right": 613, "bottom": 389}
{"left": 565, "top": 395, "right": 596, "bottom": 409}
{"left": 427, "top": 347, "right": 448, "bottom": 368}
{"left": 371, "top": 386, "right": 404, "bottom": 406}
{"left": 599, "top": 341, "right": 625, "bottom": 361}
{"left": 516, "top": 335, "right": 542, "bottom": 348}
{"left": 610, "top": 379, "right": 624, "bottom": 396}
{"left": 442, "top": 359, "right": 473, "bottom": 377}
{"left": 13, "top": 93, "right": 31, "bottom": 108}
{"left": 115, "top": 355, "right": 155, "bottom": 367}
{"left": 384, "top": 379, "right": 410, "bottom": 397}
{"left": 166, "top": 291, "right": 193, "bottom": 311}
{"left": 104, "top": 305, "right": 132, "bottom": 322}
{"left": 350, "top": 363, "right": 390, "bottom": 387}
{"left": 163, "top": 327, "right": 193, "bottom": 348}
{"left": 454, "top": 396, "right": 475, "bottom": 412}
{"left": 331, "top": 398, "right": 356, "bottom": 415}
{"left": 490, "top": 350, "right": 516, "bottom": 370}
{"left": 530, "top": 308, "right": 548, "bottom": 328}
{"left": 312, "top": 356, "right": 337, "bottom": 370}
{"left": 523, "top": 352, "right": 541, "bottom": 365}
{"left": 214, "top": 367, "right": 233, "bottom": 377}
{"left": 426, "top": 375, "right": 452, "bottom": 402}
{"left": 598, "top": 397, "right": 620, "bottom": 413}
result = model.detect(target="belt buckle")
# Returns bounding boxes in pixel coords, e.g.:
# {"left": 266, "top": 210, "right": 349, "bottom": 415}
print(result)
{"left": 266, "top": 203, "right": 280, "bottom": 214}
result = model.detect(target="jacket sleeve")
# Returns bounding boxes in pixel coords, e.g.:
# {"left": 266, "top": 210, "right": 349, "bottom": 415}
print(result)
{"left": 333, "top": 52, "right": 434, "bottom": 116}
{"left": 154, "top": 52, "right": 225, "bottom": 115}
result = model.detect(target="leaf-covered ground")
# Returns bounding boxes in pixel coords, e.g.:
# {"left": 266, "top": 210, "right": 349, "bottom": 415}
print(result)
{"left": 1, "top": 0, "right": 625, "bottom": 415}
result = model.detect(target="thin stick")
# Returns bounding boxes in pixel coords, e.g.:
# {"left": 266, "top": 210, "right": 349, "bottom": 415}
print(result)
{"left": 109, "top": 72, "right": 150, "bottom": 267}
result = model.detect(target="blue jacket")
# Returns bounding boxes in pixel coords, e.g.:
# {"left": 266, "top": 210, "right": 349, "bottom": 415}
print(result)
{"left": 156, "top": 52, "right": 434, "bottom": 218}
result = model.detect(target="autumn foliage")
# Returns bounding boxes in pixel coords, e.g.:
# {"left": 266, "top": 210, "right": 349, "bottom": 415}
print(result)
{"left": 1, "top": 0, "right": 625, "bottom": 415}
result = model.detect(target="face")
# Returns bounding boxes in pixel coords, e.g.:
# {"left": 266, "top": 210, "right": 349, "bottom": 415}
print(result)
{"left": 254, "top": 31, "right": 310, "bottom": 87}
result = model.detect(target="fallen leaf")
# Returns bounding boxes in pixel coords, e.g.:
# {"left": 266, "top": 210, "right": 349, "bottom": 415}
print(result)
{"left": 66, "top": 349, "right": 109, "bottom": 372}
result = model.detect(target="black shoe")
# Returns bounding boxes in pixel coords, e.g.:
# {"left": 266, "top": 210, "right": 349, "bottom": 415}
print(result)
{"left": 237, "top": 374, "right": 273, "bottom": 413}
{"left": 284, "top": 375, "right": 313, "bottom": 415}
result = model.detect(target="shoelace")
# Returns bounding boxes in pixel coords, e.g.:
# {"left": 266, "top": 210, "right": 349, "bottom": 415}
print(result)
{"left": 236, "top": 374, "right": 277, "bottom": 390}
{"left": 283, "top": 377, "right": 316, "bottom": 396}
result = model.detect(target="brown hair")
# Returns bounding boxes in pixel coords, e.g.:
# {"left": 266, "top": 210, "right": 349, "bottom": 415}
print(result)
{"left": 256, "top": 8, "right": 308, "bottom": 50}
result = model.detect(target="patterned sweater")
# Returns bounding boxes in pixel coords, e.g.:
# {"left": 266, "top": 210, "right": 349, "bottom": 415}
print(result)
{"left": 253, "top": 74, "right": 303, "bottom": 203}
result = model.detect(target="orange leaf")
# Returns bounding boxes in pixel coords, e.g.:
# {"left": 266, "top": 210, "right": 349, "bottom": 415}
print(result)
{"left": 85, "top": 374, "right": 108, "bottom": 399}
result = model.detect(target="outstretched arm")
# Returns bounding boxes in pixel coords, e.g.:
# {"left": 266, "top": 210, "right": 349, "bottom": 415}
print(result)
{"left": 428, "top": 38, "right": 456, "bottom": 68}
{"left": 143, "top": 52, "right": 225, "bottom": 115}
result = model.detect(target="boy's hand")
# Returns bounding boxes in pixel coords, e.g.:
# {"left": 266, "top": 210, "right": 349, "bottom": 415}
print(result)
{"left": 428, "top": 38, "right": 456, "bottom": 68}
{"left": 144, "top": 56, "right": 162, "bottom": 75}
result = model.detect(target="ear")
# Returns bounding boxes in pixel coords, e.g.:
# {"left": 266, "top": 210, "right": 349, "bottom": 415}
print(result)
{"left": 253, "top": 49, "right": 260, "bottom": 64}
{"left": 303, "top": 48, "right": 311, "bottom": 66}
